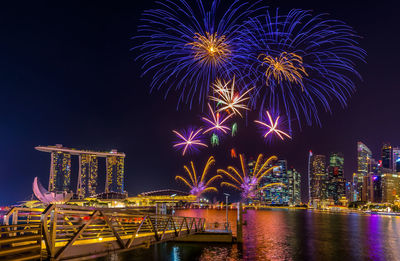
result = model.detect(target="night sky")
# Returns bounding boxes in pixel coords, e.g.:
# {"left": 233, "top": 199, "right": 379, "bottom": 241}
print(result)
{"left": 1, "top": 0, "right": 399, "bottom": 205}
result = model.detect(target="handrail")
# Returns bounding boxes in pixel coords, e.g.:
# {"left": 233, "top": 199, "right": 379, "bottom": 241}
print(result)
{"left": 0, "top": 204, "right": 206, "bottom": 260}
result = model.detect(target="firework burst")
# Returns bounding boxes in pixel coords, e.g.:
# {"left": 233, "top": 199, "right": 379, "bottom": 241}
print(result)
{"left": 202, "top": 103, "right": 232, "bottom": 135}
{"left": 134, "top": 0, "right": 262, "bottom": 107}
{"left": 175, "top": 156, "right": 222, "bottom": 197}
{"left": 173, "top": 128, "right": 207, "bottom": 156}
{"left": 235, "top": 9, "right": 366, "bottom": 129}
{"left": 255, "top": 111, "right": 292, "bottom": 141}
{"left": 209, "top": 77, "right": 253, "bottom": 117}
{"left": 218, "top": 154, "right": 280, "bottom": 200}
{"left": 259, "top": 52, "right": 308, "bottom": 91}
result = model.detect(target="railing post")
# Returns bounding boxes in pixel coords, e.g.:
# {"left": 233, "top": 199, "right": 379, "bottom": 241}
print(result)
{"left": 50, "top": 207, "right": 57, "bottom": 259}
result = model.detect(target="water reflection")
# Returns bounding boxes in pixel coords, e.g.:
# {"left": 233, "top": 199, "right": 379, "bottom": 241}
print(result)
{"left": 112, "top": 209, "right": 400, "bottom": 261}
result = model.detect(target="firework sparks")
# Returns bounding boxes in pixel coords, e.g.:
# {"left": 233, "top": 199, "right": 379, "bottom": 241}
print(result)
{"left": 202, "top": 103, "right": 232, "bottom": 135}
{"left": 218, "top": 154, "right": 278, "bottom": 200}
{"left": 135, "top": 0, "right": 262, "bottom": 107}
{"left": 259, "top": 52, "right": 308, "bottom": 90}
{"left": 209, "top": 77, "right": 253, "bottom": 117}
{"left": 254, "top": 111, "right": 292, "bottom": 141}
{"left": 173, "top": 128, "right": 208, "bottom": 156}
{"left": 175, "top": 156, "right": 222, "bottom": 197}
{"left": 235, "top": 9, "right": 366, "bottom": 128}
{"left": 231, "top": 122, "right": 238, "bottom": 136}
{"left": 187, "top": 32, "right": 231, "bottom": 67}
{"left": 211, "top": 133, "right": 219, "bottom": 147}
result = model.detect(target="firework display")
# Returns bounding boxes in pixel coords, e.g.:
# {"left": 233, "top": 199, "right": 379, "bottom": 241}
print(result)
{"left": 175, "top": 156, "right": 222, "bottom": 197}
{"left": 218, "top": 154, "right": 280, "bottom": 199}
{"left": 173, "top": 128, "right": 208, "bottom": 156}
{"left": 202, "top": 103, "right": 232, "bottom": 135}
{"left": 209, "top": 77, "right": 252, "bottom": 118}
{"left": 135, "top": 0, "right": 262, "bottom": 106}
{"left": 235, "top": 9, "right": 365, "bottom": 129}
{"left": 135, "top": 2, "right": 365, "bottom": 200}
{"left": 255, "top": 111, "right": 292, "bottom": 141}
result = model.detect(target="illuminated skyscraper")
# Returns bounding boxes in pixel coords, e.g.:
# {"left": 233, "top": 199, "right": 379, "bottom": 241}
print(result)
{"left": 106, "top": 155, "right": 125, "bottom": 193}
{"left": 392, "top": 147, "right": 400, "bottom": 172}
{"left": 381, "top": 171, "right": 400, "bottom": 203}
{"left": 287, "top": 168, "right": 301, "bottom": 205}
{"left": 310, "top": 154, "right": 327, "bottom": 204}
{"left": 327, "top": 152, "right": 345, "bottom": 205}
{"left": 261, "top": 159, "right": 288, "bottom": 205}
{"left": 357, "top": 142, "right": 372, "bottom": 201}
{"left": 77, "top": 154, "right": 98, "bottom": 198}
{"left": 49, "top": 151, "right": 71, "bottom": 192}
{"left": 381, "top": 143, "right": 392, "bottom": 169}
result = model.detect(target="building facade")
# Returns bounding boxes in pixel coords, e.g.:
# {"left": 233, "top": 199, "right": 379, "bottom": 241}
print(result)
{"left": 310, "top": 154, "right": 327, "bottom": 205}
{"left": 356, "top": 142, "right": 372, "bottom": 201}
{"left": 49, "top": 151, "right": 71, "bottom": 192}
{"left": 77, "top": 154, "right": 98, "bottom": 198}
{"left": 106, "top": 156, "right": 125, "bottom": 193}
{"left": 287, "top": 168, "right": 301, "bottom": 205}
{"left": 327, "top": 152, "right": 345, "bottom": 204}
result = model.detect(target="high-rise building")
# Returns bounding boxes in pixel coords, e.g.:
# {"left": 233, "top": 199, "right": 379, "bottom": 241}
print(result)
{"left": 392, "top": 147, "right": 400, "bottom": 172}
{"left": 261, "top": 159, "right": 288, "bottom": 205}
{"left": 327, "top": 152, "right": 345, "bottom": 205}
{"left": 381, "top": 143, "right": 392, "bottom": 169}
{"left": 287, "top": 168, "right": 301, "bottom": 205}
{"left": 357, "top": 142, "right": 372, "bottom": 201}
{"left": 49, "top": 151, "right": 71, "bottom": 192}
{"left": 310, "top": 154, "right": 327, "bottom": 204}
{"left": 77, "top": 154, "right": 98, "bottom": 198}
{"left": 106, "top": 155, "right": 125, "bottom": 193}
{"left": 381, "top": 171, "right": 400, "bottom": 203}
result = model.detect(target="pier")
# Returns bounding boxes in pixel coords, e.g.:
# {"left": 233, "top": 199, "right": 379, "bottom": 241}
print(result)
{"left": 0, "top": 205, "right": 209, "bottom": 260}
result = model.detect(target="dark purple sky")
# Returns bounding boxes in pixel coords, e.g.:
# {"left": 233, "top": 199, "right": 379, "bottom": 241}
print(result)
{"left": 0, "top": 0, "right": 398, "bottom": 205}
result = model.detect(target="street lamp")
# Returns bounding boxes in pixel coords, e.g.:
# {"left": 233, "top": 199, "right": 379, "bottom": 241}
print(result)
{"left": 224, "top": 193, "right": 230, "bottom": 230}
{"left": 171, "top": 194, "right": 177, "bottom": 215}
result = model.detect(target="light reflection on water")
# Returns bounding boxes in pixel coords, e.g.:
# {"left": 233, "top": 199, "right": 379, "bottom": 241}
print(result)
{"left": 113, "top": 209, "right": 400, "bottom": 261}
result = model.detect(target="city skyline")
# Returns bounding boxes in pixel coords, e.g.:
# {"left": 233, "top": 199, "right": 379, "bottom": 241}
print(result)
{"left": 1, "top": 0, "right": 400, "bottom": 205}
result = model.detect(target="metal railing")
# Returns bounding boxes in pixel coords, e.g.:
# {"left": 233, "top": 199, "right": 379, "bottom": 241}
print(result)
{"left": 204, "top": 222, "right": 232, "bottom": 233}
{"left": 0, "top": 222, "right": 42, "bottom": 260}
{"left": 2, "top": 205, "right": 206, "bottom": 260}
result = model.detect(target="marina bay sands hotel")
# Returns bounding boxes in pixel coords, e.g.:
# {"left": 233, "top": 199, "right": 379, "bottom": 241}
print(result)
{"left": 35, "top": 144, "right": 125, "bottom": 198}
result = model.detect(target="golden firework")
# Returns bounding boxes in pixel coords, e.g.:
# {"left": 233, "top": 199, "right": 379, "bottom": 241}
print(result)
{"left": 187, "top": 32, "right": 231, "bottom": 67}
{"left": 259, "top": 52, "right": 308, "bottom": 90}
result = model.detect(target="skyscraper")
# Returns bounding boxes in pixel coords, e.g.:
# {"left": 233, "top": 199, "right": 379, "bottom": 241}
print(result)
{"left": 357, "top": 142, "right": 372, "bottom": 201}
{"left": 327, "top": 152, "right": 345, "bottom": 204}
{"left": 392, "top": 147, "right": 400, "bottom": 172}
{"left": 49, "top": 151, "right": 71, "bottom": 192}
{"left": 261, "top": 159, "right": 288, "bottom": 205}
{"left": 77, "top": 154, "right": 98, "bottom": 198}
{"left": 287, "top": 168, "right": 301, "bottom": 205}
{"left": 310, "top": 154, "right": 327, "bottom": 205}
{"left": 381, "top": 143, "right": 392, "bottom": 169}
{"left": 106, "top": 155, "right": 125, "bottom": 193}
{"left": 381, "top": 171, "right": 400, "bottom": 203}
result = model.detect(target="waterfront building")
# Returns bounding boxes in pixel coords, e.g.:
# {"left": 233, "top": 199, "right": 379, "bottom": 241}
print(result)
{"left": 106, "top": 155, "right": 125, "bottom": 193}
{"left": 310, "top": 154, "right": 327, "bottom": 205}
{"left": 356, "top": 142, "right": 372, "bottom": 201}
{"left": 327, "top": 152, "right": 345, "bottom": 205}
{"left": 381, "top": 171, "right": 400, "bottom": 203}
{"left": 261, "top": 159, "right": 289, "bottom": 205}
{"left": 77, "top": 154, "right": 98, "bottom": 198}
{"left": 36, "top": 145, "right": 126, "bottom": 195}
{"left": 49, "top": 150, "right": 71, "bottom": 192}
{"left": 287, "top": 168, "right": 301, "bottom": 205}
{"left": 381, "top": 143, "right": 392, "bottom": 169}
{"left": 362, "top": 173, "right": 382, "bottom": 203}
{"left": 392, "top": 146, "right": 400, "bottom": 172}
